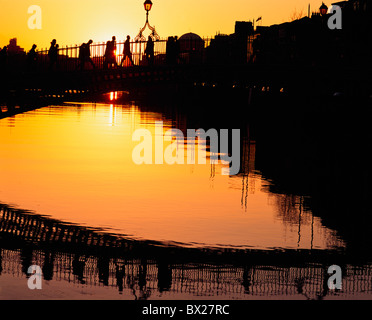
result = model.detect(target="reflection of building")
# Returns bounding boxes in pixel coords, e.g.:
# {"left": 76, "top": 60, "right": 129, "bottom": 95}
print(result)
{"left": 6, "top": 38, "right": 25, "bottom": 55}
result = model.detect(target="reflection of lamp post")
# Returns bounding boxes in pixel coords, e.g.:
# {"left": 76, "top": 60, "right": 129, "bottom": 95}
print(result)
{"left": 319, "top": 2, "right": 328, "bottom": 15}
{"left": 135, "top": 0, "right": 160, "bottom": 42}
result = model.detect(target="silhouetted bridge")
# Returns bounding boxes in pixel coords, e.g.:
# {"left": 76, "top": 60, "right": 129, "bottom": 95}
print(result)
{"left": 1, "top": 202, "right": 372, "bottom": 299}
{"left": 1, "top": 38, "right": 371, "bottom": 116}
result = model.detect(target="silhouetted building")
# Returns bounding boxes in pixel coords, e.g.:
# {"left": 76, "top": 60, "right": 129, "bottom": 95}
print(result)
{"left": 235, "top": 21, "right": 254, "bottom": 38}
{"left": 7, "top": 38, "right": 25, "bottom": 55}
{"left": 206, "top": 34, "right": 232, "bottom": 65}
{"left": 234, "top": 21, "right": 254, "bottom": 64}
{"left": 331, "top": 0, "right": 372, "bottom": 66}
{"left": 206, "top": 21, "right": 254, "bottom": 65}
{"left": 179, "top": 33, "right": 204, "bottom": 52}
{"left": 251, "top": 0, "right": 371, "bottom": 67}
{"left": 333, "top": 0, "right": 369, "bottom": 11}
{"left": 178, "top": 33, "right": 204, "bottom": 64}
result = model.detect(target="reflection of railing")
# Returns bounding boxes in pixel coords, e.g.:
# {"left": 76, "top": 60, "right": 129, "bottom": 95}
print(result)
{"left": 0, "top": 204, "right": 123, "bottom": 249}
{"left": 1, "top": 203, "right": 372, "bottom": 299}
{"left": 2, "top": 247, "right": 372, "bottom": 299}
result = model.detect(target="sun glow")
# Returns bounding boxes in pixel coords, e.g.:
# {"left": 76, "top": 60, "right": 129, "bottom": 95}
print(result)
{"left": 109, "top": 91, "right": 118, "bottom": 101}
{"left": 1, "top": 0, "right": 328, "bottom": 50}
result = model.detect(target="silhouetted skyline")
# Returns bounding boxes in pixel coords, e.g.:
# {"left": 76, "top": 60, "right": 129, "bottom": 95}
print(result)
{"left": 1, "top": 0, "right": 341, "bottom": 50}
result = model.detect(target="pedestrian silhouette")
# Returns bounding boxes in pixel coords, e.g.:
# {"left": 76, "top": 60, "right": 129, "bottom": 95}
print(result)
{"left": 98, "top": 256, "right": 110, "bottom": 286}
{"left": 174, "top": 36, "right": 180, "bottom": 64}
{"left": 166, "top": 36, "right": 175, "bottom": 65}
{"left": 115, "top": 263, "right": 125, "bottom": 293}
{"left": 157, "top": 260, "right": 172, "bottom": 293}
{"left": 104, "top": 39, "right": 111, "bottom": 69}
{"left": 72, "top": 254, "right": 86, "bottom": 284}
{"left": 0, "top": 46, "right": 8, "bottom": 69}
{"left": 104, "top": 36, "right": 117, "bottom": 69}
{"left": 0, "top": 46, "right": 7, "bottom": 57}
{"left": 120, "top": 35, "right": 134, "bottom": 67}
{"left": 79, "top": 42, "right": 86, "bottom": 68}
{"left": 79, "top": 40, "right": 95, "bottom": 70}
{"left": 42, "top": 251, "right": 54, "bottom": 281}
{"left": 48, "top": 39, "right": 58, "bottom": 70}
{"left": 26, "top": 44, "right": 38, "bottom": 70}
{"left": 145, "top": 36, "right": 154, "bottom": 66}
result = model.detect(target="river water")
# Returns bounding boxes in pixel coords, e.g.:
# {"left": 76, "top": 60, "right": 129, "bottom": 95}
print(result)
{"left": 0, "top": 92, "right": 371, "bottom": 299}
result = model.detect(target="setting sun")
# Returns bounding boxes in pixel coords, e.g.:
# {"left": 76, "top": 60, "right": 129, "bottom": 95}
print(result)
{"left": 1, "top": 0, "right": 328, "bottom": 50}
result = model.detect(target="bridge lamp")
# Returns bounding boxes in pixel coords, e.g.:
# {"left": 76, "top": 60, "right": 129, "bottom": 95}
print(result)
{"left": 144, "top": 0, "right": 153, "bottom": 12}
{"left": 135, "top": 0, "right": 159, "bottom": 41}
{"left": 144, "top": 0, "right": 153, "bottom": 23}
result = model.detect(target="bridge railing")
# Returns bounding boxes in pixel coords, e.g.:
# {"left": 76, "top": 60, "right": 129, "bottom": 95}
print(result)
{"left": 2, "top": 37, "right": 212, "bottom": 73}
{"left": 35, "top": 40, "right": 165, "bottom": 70}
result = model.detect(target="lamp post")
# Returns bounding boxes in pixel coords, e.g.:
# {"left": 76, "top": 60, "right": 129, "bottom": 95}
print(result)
{"left": 144, "top": 0, "right": 152, "bottom": 22}
{"left": 319, "top": 2, "right": 328, "bottom": 15}
{"left": 135, "top": 0, "right": 160, "bottom": 42}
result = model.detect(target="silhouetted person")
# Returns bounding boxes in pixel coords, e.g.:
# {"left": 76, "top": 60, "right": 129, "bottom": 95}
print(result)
{"left": 97, "top": 256, "right": 109, "bottom": 286}
{"left": 166, "top": 36, "right": 179, "bottom": 65}
{"left": 72, "top": 254, "right": 86, "bottom": 284}
{"left": 145, "top": 36, "right": 154, "bottom": 66}
{"left": 138, "top": 258, "right": 148, "bottom": 291}
{"left": 42, "top": 251, "right": 54, "bottom": 281}
{"left": 26, "top": 44, "right": 37, "bottom": 70}
{"left": 174, "top": 36, "right": 180, "bottom": 64}
{"left": 157, "top": 260, "right": 172, "bottom": 292}
{"left": 79, "top": 40, "right": 95, "bottom": 70}
{"left": 111, "top": 36, "right": 117, "bottom": 66}
{"left": 295, "top": 278, "right": 305, "bottom": 295}
{"left": 104, "top": 36, "right": 117, "bottom": 69}
{"left": 48, "top": 39, "right": 58, "bottom": 70}
{"left": 242, "top": 265, "right": 252, "bottom": 293}
{"left": 0, "top": 46, "right": 7, "bottom": 57}
{"left": 79, "top": 43, "right": 86, "bottom": 68}
{"left": 166, "top": 36, "right": 174, "bottom": 65}
{"left": 104, "top": 39, "right": 110, "bottom": 69}
{"left": 115, "top": 263, "right": 125, "bottom": 294}
{"left": 21, "top": 246, "right": 33, "bottom": 276}
{"left": 120, "top": 35, "right": 134, "bottom": 67}
{"left": 0, "top": 46, "right": 8, "bottom": 69}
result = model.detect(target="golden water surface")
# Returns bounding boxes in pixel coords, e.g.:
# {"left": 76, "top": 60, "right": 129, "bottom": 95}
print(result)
{"left": 0, "top": 102, "right": 345, "bottom": 250}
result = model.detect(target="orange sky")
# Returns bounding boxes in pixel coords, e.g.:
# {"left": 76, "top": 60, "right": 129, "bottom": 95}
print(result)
{"left": 0, "top": 0, "right": 329, "bottom": 51}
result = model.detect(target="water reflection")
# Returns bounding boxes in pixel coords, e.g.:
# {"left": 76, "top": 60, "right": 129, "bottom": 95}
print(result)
{"left": 1, "top": 92, "right": 372, "bottom": 299}
{"left": 0, "top": 217, "right": 371, "bottom": 300}
{"left": 0, "top": 102, "right": 344, "bottom": 250}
